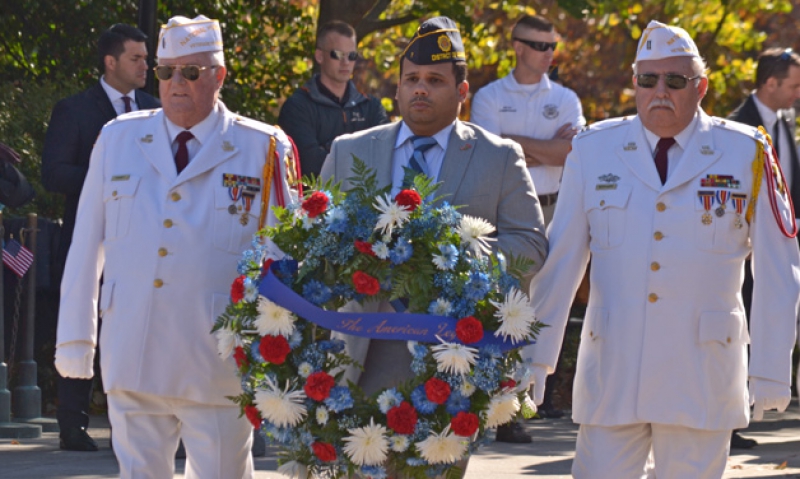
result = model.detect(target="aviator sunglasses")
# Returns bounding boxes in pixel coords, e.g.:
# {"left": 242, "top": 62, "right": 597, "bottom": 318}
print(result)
{"left": 153, "top": 64, "right": 218, "bottom": 81}
{"left": 635, "top": 73, "right": 701, "bottom": 90}
{"left": 324, "top": 49, "right": 359, "bottom": 61}
{"left": 513, "top": 38, "right": 558, "bottom": 52}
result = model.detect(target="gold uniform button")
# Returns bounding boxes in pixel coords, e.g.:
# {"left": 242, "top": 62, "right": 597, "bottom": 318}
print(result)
{"left": 112, "top": 191, "right": 118, "bottom": 197}
{"left": 171, "top": 192, "right": 181, "bottom": 202}
{"left": 163, "top": 219, "right": 173, "bottom": 228}
{"left": 153, "top": 279, "right": 164, "bottom": 288}
{"left": 726, "top": 337, "right": 731, "bottom": 344}
{"left": 656, "top": 202, "right": 666, "bottom": 212}
{"left": 650, "top": 262, "right": 660, "bottom": 271}
{"left": 648, "top": 293, "right": 658, "bottom": 303}
{"left": 600, "top": 200, "right": 606, "bottom": 207}
{"left": 158, "top": 247, "right": 168, "bottom": 257}
{"left": 653, "top": 231, "right": 664, "bottom": 241}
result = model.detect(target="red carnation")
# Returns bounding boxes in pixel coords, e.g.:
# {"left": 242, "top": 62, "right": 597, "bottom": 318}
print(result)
{"left": 450, "top": 411, "right": 479, "bottom": 437}
{"left": 259, "top": 335, "right": 291, "bottom": 364}
{"left": 231, "top": 275, "right": 245, "bottom": 303}
{"left": 233, "top": 346, "right": 249, "bottom": 369}
{"left": 455, "top": 316, "right": 484, "bottom": 344}
{"left": 312, "top": 441, "right": 337, "bottom": 462}
{"left": 262, "top": 258, "right": 274, "bottom": 275}
{"left": 302, "top": 191, "right": 329, "bottom": 218}
{"left": 500, "top": 378, "right": 517, "bottom": 390}
{"left": 244, "top": 404, "right": 262, "bottom": 429}
{"left": 387, "top": 401, "right": 418, "bottom": 434}
{"left": 354, "top": 240, "right": 376, "bottom": 256}
{"left": 395, "top": 189, "right": 422, "bottom": 211}
{"left": 304, "top": 371, "right": 336, "bottom": 401}
{"left": 352, "top": 271, "right": 380, "bottom": 295}
{"left": 424, "top": 377, "right": 451, "bottom": 405}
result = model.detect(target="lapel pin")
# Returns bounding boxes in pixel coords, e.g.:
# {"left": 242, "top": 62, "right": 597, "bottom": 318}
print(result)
{"left": 222, "top": 141, "right": 235, "bottom": 152}
{"left": 460, "top": 143, "right": 472, "bottom": 151}
{"left": 623, "top": 142, "right": 637, "bottom": 151}
{"left": 700, "top": 145, "right": 713, "bottom": 155}
{"left": 140, "top": 134, "right": 153, "bottom": 143}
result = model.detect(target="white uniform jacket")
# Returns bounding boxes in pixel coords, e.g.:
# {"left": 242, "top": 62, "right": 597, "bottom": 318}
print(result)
{"left": 56, "top": 102, "right": 296, "bottom": 405}
{"left": 525, "top": 110, "right": 800, "bottom": 431}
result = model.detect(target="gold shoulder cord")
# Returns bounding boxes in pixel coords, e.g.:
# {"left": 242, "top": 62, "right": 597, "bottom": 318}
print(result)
{"left": 745, "top": 138, "right": 765, "bottom": 225}
{"left": 259, "top": 135, "right": 277, "bottom": 231}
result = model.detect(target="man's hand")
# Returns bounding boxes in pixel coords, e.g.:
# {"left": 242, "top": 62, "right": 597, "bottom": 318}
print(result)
{"left": 552, "top": 122, "right": 579, "bottom": 141}
{"left": 749, "top": 377, "right": 791, "bottom": 421}
{"left": 55, "top": 341, "right": 95, "bottom": 379}
{"left": 517, "top": 364, "right": 548, "bottom": 405}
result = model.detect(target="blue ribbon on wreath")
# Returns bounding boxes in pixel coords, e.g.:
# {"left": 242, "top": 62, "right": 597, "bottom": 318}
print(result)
{"left": 259, "top": 260, "right": 522, "bottom": 351}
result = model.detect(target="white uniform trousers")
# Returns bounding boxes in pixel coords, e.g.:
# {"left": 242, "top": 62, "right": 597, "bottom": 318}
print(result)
{"left": 572, "top": 423, "right": 730, "bottom": 479}
{"left": 108, "top": 390, "right": 253, "bottom": 479}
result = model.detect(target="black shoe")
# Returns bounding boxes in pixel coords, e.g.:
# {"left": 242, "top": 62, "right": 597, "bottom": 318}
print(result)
{"left": 59, "top": 427, "right": 99, "bottom": 452}
{"left": 730, "top": 431, "right": 758, "bottom": 449}
{"left": 495, "top": 422, "right": 532, "bottom": 444}
{"left": 538, "top": 407, "right": 565, "bottom": 419}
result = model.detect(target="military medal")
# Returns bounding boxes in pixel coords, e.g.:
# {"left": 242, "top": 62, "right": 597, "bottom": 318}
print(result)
{"left": 223, "top": 174, "right": 262, "bottom": 224}
{"left": 698, "top": 191, "right": 715, "bottom": 225}
{"left": 715, "top": 190, "right": 730, "bottom": 218}
{"left": 732, "top": 193, "right": 746, "bottom": 229}
{"left": 240, "top": 191, "right": 254, "bottom": 225}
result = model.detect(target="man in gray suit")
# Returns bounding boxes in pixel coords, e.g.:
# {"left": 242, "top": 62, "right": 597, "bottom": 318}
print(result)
{"left": 320, "top": 16, "right": 547, "bottom": 403}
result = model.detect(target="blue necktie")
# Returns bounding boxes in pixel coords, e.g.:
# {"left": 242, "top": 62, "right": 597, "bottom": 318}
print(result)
{"left": 404, "top": 135, "right": 437, "bottom": 188}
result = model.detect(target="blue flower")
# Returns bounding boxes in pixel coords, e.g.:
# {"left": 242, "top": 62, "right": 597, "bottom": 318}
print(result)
{"left": 445, "top": 392, "right": 471, "bottom": 415}
{"left": 360, "top": 465, "right": 387, "bottom": 479}
{"left": 243, "top": 277, "right": 259, "bottom": 302}
{"left": 324, "top": 386, "right": 354, "bottom": 412}
{"left": 377, "top": 388, "right": 404, "bottom": 414}
{"left": 303, "top": 280, "right": 332, "bottom": 305}
{"left": 389, "top": 239, "right": 413, "bottom": 265}
{"left": 464, "top": 271, "right": 490, "bottom": 301}
{"left": 249, "top": 341, "right": 265, "bottom": 364}
{"left": 428, "top": 298, "right": 453, "bottom": 316}
{"left": 410, "top": 385, "right": 437, "bottom": 414}
{"left": 264, "top": 423, "right": 293, "bottom": 444}
{"left": 432, "top": 243, "right": 459, "bottom": 271}
{"left": 325, "top": 205, "right": 348, "bottom": 234}
{"left": 288, "top": 329, "right": 303, "bottom": 349}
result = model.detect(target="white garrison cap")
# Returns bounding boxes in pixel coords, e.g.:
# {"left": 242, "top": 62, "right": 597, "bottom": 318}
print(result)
{"left": 157, "top": 15, "right": 223, "bottom": 59}
{"left": 635, "top": 20, "right": 700, "bottom": 63}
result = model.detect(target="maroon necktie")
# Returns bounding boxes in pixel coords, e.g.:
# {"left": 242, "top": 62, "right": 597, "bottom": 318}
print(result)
{"left": 654, "top": 137, "right": 675, "bottom": 185}
{"left": 174, "top": 131, "right": 194, "bottom": 174}
{"left": 121, "top": 96, "right": 132, "bottom": 113}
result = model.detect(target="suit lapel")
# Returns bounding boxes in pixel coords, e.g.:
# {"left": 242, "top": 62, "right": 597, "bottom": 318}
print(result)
{"left": 133, "top": 110, "right": 177, "bottom": 180}
{"left": 615, "top": 117, "right": 663, "bottom": 192}
{"left": 89, "top": 82, "right": 118, "bottom": 122}
{"left": 175, "top": 106, "right": 238, "bottom": 186}
{"left": 370, "top": 123, "right": 401, "bottom": 189}
{"left": 662, "top": 112, "right": 722, "bottom": 191}
{"left": 437, "top": 121, "right": 477, "bottom": 202}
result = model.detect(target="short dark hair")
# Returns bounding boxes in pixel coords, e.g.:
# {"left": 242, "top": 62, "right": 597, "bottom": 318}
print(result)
{"left": 398, "top": 59, "right": 468, "bottom": 86}
{"left": 98, "top": 24, "right": 147, "bottom": 73}
{"left": 316, "top": 21, "right": 356, "bottom": 49}
{"left": 755, "top": 48, "right": 800, "bottom": 88}
{"left": 512, "top": 15, "right": 554, "bottom": 37}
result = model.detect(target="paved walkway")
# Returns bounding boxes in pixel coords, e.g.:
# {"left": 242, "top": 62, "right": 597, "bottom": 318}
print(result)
{"left": 2, "top": 400, "right": 799, "bottom": 478}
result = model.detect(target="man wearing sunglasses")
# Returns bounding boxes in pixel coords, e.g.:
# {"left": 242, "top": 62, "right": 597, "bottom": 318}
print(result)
{"left": 727, "top": 46, "right": 800, "bottom": 450}
{"left": 54, "top": 15, "right": 297, "bottom": 479}
{"left": 279, "top": 20, "right": 388, "bottom": 177}
{"left": 471, "top": 14, "right": 585, "bottom": 442}
{"left": 523, "top": 20, "right": 799, "bottom": 478}
{"left": 40, "top": 23, "right": 161, "bottom": 453}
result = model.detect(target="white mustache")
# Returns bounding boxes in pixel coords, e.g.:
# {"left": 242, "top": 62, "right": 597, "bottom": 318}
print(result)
{"left": 648, "top": 99, "right": 675, "bottom": 111}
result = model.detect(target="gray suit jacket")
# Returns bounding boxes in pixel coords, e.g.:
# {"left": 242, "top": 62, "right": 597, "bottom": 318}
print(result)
{"left": 320, "top": 120, "right": 548, "bottom": 389}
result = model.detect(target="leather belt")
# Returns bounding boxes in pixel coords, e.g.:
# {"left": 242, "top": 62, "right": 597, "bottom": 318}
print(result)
{"left": 538, "top": 192, "right": 559, "bottom": 207}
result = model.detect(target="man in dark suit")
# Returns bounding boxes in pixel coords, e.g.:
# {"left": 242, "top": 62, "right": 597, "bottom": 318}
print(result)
{"left": 728, "top": 46, "right": 800, "bottom": 450}
{"left": 41, "top": 23, "right": 160, "bottom": 451}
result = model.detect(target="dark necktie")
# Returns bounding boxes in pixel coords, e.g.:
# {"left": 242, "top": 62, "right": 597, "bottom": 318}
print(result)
{"left": 174, "top": 131, "right": 194, "bottom": 174}
{"left": 773, "top": 115, "right": 782, "bottom": 160}
{"left": 121, "top": 96, "right": 132, "bottom": 113}
{"left": 654, "top": 137, "right": 675, "bottom": 185}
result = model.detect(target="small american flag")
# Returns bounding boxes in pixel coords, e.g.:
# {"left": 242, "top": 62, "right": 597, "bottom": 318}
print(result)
{"left": 3, "top": 239, "right": 34, "bottom": 278}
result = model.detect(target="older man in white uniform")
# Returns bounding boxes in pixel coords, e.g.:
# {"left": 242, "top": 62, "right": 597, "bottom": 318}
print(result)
{"left": 54, "top": 15, "right": 296, "bottom": 479}
{"left": 522, "top": 21, "right": 800, "bottom": 478}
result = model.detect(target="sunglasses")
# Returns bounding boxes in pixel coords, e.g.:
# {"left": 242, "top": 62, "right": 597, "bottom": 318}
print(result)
{"left": 324, "top": 50, "right": 359, "bottom": 61}
{"left": 153, "top": 65, "right": 217, "bottom": 81}
{"left": 635, "top": 73, "right": 701, "bottom": 90}
{"left": 513, "top": 38, "right": 557, "bottom": 52}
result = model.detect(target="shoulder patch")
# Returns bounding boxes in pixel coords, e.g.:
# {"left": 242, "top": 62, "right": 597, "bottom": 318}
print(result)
{"left": 234, "top": 116, "right": 285, "bottom": 138}
{"left": 711, "top": 116, "right": 761, "bottom": 138}
{"left": 112, "top": 109, "right": 159, "bottom": 123}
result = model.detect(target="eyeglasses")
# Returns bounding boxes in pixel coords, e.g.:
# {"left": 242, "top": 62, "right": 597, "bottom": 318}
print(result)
{"left": 635, "top": 73, "right": 701, "bottom": 90}
{"left": 324, "top": 50, "right": 358, "bottom": 61}
{"left": 513, "top": 38, "right": 557, "bottom": 52}
{"left": 153, "top": 65, "right": 218, "bottom": 81}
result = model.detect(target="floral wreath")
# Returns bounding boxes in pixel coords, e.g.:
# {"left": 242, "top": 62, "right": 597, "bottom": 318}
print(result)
{"left": 214, "top": 159, "right": 542, "bottom": 479}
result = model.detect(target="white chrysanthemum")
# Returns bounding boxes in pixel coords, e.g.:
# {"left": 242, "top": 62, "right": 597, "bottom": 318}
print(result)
{"left": 255, "top": 296, "right": 296, "bottom": 336}
{"left": 254, "top": 377, "right": 307, "bottom": 428}
{"left": 431, "top": 337, "right": 478, "bottom": 376}
{"left": 372, "top": 241, "right": 390, "bottom": 259}
{"left": 277, "top": 460, "right": 309, "bottom": 479}
{"left": 316, "top": 406, "right": 329, "bottom": 426}
{"left": 215, "top": 328, "right": 236, "bottom": 359}
{"left": 484, "top": 392, "right": 520, "bottom": 428}
{"left": 414, "top": 425, "right": 468, "bottom": 464}
{"left": 373, "top": 194, "right": 411, "bottom": 237}
{"left": 297, "top": 362, "right": 314, "bottom": 378}
{"left": 343, "top": 418, "right": 389, "bottom": 466}
{"left": 429, "top": 298, "right": 453, "bottom": 316}
{"left": 457, "top": 215, "right": 495, "bottom": 257}
{"left": 459, "top": 379, "right": 477, "bottom": 397}
{"left": 490, "top": 288, "right": 535, "bottom": 344}
{"left": 390, "top": 435, "right": 410, "bottom": 452}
